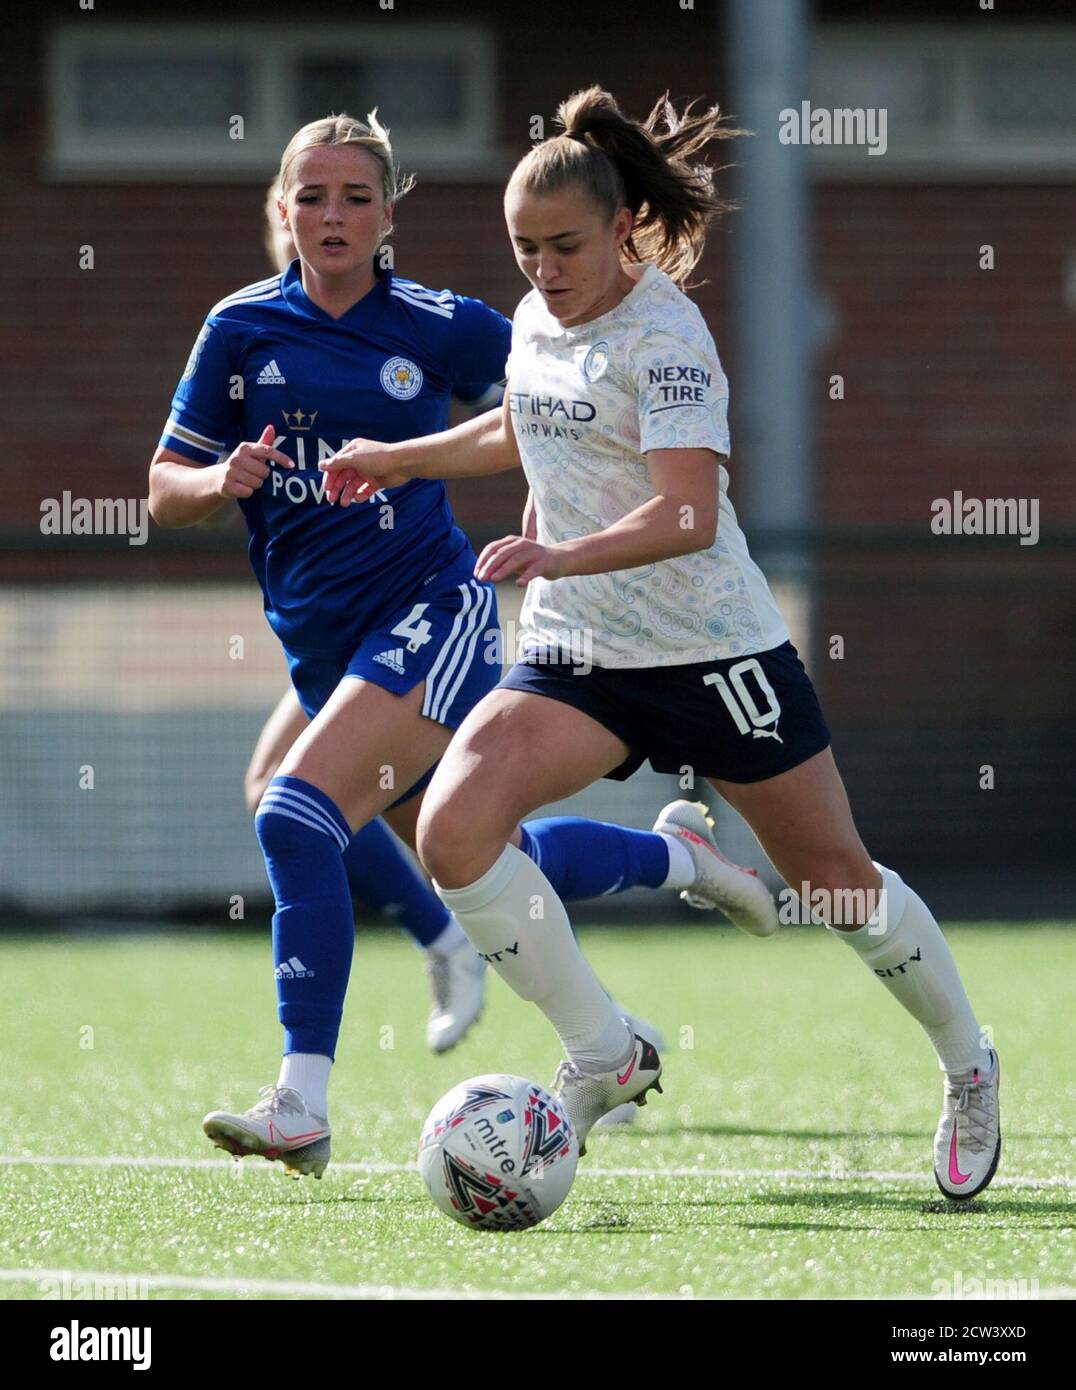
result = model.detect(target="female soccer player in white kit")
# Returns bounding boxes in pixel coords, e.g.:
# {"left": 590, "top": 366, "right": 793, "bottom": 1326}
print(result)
{"left": 150, "top": 111, "right": 772, "bottom": 1179}
{"left": 245, "top": 185, "right": 683, "bottom": 1060}
{"left": 323, "top": 88, "right": 1002, "bottom": 1200}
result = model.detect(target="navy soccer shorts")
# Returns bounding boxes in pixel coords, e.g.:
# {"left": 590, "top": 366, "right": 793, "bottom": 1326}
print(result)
{"left": 497, "top": 640, "right": 831, "bottom": 784}
{"left": 284, "top": 575, "right": 502, "bottom": 805}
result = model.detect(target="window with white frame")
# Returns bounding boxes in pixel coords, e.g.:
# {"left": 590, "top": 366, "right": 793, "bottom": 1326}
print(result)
{"left": 807, "top": 25, "right": 1076, "bottom": 177}
{"left": 47, "top": 22, "right": 497, "bottom": 180}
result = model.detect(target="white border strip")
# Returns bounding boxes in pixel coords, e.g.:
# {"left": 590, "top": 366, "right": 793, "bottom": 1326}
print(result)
{"left": 0, "top": 1267, "right": 683, "bottom": 1301}
{"left": 1, "top": 1267, "right": 1069, "bottom": 1302}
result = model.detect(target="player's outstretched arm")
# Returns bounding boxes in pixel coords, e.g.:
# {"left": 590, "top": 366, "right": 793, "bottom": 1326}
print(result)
{"left": 475, "top": 448, "right": 720, "bottom": 585}
{"left": 562, "top": 447, "right": 720, "bottom": 573}
{"left": 320, "top": 392, "right": 521, "bottom": 508}
{"left": 149, "top": 425, "right": 294, "bottom": 528}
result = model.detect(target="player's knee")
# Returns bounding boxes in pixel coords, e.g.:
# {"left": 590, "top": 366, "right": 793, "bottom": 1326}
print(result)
{"left": 254, "top": 796, "right": 291, "bottom": 859}
{"left": 418, "top": 797, "right": 503, "bottom": 888}
{"left": 415, "top": 800, "right": 464, "bottom": 883}
{"left": 797, "top": 850, "right": 882, "bottom": 925}
{"left": 254, "top": 786, "right": 331, "bottom": 862}
{"left": 800, "top": 853, "right": 862, "bottom": 894}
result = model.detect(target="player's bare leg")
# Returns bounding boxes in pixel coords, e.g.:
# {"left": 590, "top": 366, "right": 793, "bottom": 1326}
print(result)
{"left": 418, "top": 691, "right": 614, "bottom": 888}
{"left": 244, "top": 687, "right": 309, "bottom": 814}
{"left": 709, "top": 748, "right": 1001, "bottom": 1199}
{"left": 384, "top": 791, "right": 524, "bottom": 857}
{"left": 277, "top": 677, "right": 452, "bottom": 825}
{"left": 709, "top": 748, "right": 879, "bottom": 922}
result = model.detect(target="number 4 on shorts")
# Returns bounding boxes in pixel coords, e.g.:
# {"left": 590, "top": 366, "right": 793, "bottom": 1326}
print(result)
{"left": 391, "top": 604, "right": 434, "bottom": 654}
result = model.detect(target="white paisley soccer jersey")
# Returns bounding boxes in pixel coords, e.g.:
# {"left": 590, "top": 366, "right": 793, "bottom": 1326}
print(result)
{"left": 508, "top": 262, "right": 789, "bottom": 669}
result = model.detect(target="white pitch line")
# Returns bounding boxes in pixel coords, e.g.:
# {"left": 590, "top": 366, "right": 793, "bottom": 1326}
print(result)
{"left": 0, "top": 1155, "right": 1072, "bottom": 1189}
{"left": 0, "top": 1267, "right": 685, "bottom": 1301}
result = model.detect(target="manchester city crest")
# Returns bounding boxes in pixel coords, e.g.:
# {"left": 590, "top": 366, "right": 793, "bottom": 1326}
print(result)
{"left": 582, "top": 340, "right": 610, "bottom": 383}
{"left": 380, "top": 356, "right": 424, "bottom": 400}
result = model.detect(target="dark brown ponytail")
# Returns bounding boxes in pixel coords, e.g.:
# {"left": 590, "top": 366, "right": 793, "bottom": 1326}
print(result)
{"left": 509, "top": 86, "right": 745, "bottom": 285}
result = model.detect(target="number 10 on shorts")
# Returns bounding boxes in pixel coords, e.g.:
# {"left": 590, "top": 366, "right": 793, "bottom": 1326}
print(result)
{"left": 704, "top": 659, "right": 783, "bottom": 742}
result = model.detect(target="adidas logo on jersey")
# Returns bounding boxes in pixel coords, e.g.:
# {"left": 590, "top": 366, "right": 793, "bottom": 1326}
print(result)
{"left": 372, "top": 648, "right": 406, "bottom": 675}
{"left": 274, "top": 956, "right": 315, "bottom": 980}
{"left": 256, "top": 359, "right": 286, "bottom": 385}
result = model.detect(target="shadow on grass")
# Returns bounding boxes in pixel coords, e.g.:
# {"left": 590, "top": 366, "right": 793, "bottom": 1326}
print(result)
{"left": 914, "top": 1196, "right": 1076, "bottom": 1218}
{"left": 642, "top": 1122, "right": 924, "bottom": 1142}
{"left": 733, "top": 1219, "right": 886, "bottom": 1233}
{"left": 267, "top": 1178, "right": 1076, "bottom": 1223}
{"left": 269, "top": 1189, "right": 428, "bottom": 1207}
{"left": 540, "top": 1188, "right": 1076, "bottom": 1236}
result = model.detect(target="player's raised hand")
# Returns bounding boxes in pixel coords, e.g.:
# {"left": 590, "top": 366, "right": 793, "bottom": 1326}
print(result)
{"left": 474, "top": 535, "right": 568, "bottom": 586}
{"left": 216, "top": 425, "right": 294, "bottom": 499}
{"left": 320, "top": 438, "right": 411, "bottom": 507}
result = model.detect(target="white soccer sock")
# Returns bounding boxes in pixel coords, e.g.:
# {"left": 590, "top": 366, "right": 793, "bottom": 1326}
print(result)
{"left": 277, "top": 1052, "right": 332, "bottom": 1117}
{"left": 828, "top": 862, "right": 987, "bottom": 1073}
{"left": 434, "top": 844, "right": 633, "bottom": 1072}
{"left": 427, "top": 914, "right": 468, "bottom": 958}
{"left": 657, "top": 833, "right": 696, "bottom": 890}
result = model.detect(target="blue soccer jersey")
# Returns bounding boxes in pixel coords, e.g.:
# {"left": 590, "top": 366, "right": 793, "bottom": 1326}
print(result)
{"left": 161, "top": 261, "right": 511, "bottom": 656}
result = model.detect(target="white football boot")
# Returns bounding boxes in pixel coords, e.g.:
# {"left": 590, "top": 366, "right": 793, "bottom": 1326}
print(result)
{"left": 203, "top": 1085, "right": 331, "bottom": 1179}
{"left": 592, "top": 1008, "right": 668, "bottom": 1131}
{"left": 654, "top": 800, "right": 778, "bottom": 938}
{"left": 552, "top": 1033, "right": 663, "bottom": 1157}
{"left": 933, "top": 1049, "right": 1002, "bottom": 1201}
{"left": 426, "top": 937, "right": 487, "bottom": 1054}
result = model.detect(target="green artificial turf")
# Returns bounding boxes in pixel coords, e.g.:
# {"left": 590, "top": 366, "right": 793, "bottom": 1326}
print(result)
{"left": 0, "top": 925, "right": 1072, "bottom": 1299}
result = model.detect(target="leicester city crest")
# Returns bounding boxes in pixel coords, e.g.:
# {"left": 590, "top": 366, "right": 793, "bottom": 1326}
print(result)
{"left": 582, "top": 340, "right": 609, "bottom": 383}
{"left": 182, "top": 324, "right": 210, "bottom": 382}
{"left": 380, "top": 356, "right": 424, "bottom": 400}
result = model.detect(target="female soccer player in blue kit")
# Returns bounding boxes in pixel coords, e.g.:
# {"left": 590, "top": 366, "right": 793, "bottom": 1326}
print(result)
{"left": 248, "top": 184, "right": 506, "bottom": 1056}
{"left": 149, "top": 113, "right": 775, "bottom": 1178}
{"left": 324, "top": 89, "right": 1002, "bottom": 1200}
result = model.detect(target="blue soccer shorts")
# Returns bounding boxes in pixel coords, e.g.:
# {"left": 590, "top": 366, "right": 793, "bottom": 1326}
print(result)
{"left": 284, "top": 575, "right": 502, "bottom": 805}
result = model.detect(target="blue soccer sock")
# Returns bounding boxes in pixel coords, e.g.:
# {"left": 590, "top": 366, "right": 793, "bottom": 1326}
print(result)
{"left": 518, "top": 817, "right": 671, "bottom": 901}
{"left": 344, "top": 819, "right": 452, "bottom": 950}
{"left": 255, "top": 775, "right": 355, "bottom": 1060}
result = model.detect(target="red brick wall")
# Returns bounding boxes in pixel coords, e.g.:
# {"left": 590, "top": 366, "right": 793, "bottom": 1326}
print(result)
{"left": 810, "top": 183, "right": 1076, "bottom": 529}
{"left": 4, "top": 1, "right": 1073, "bottom": 872}
{"left": 6, "top": 13, "right": 1074, "bottom": 543}
{"left": 1, "top": 1, "right": 731, "bottom": 547}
